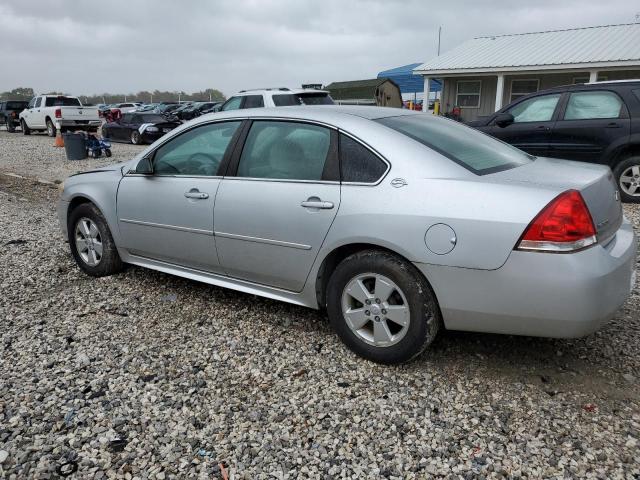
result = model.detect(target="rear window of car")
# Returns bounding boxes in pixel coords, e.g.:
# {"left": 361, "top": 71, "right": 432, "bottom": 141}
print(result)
{"left": 6, "top": 102, "right": 28, "bottom": 109}
{"left": 138, "top": 114, "right": 166, "bottom": 123}
{"left": 376, "top": 115, "right": 533, "bottom": 175}
{"left": 45, "top": 97, "right": 81, "bottom": 107}
{"left": 272, "top": 94, "right": 301, "bottom": 107}
{"left": 297, "top": 93, "right": 334, "bottom": 105}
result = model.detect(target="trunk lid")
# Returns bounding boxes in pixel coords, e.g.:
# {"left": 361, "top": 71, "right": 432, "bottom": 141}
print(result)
{"left": 490, "top": 157, "right": 623, "bottom": 243}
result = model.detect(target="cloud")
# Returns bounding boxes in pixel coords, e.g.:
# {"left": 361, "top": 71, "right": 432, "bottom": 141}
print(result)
{"left": 0, "top": 0, "right": 637, "bottom": 97}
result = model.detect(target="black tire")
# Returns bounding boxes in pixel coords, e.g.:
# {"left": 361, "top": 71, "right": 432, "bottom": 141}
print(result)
{"left": 6, "top": 120, "right": 15, "bottom": 133}
{"left": 21, "top": 119, "right": 31, "bottom": 135}
{"left": 46, "top": 118, "right": 56, "bottom": 137}
{"left": 104, "top": 149, "right": 112, "bottom": 157}
{"left": 68, "top": 203, "right": 123, "bottom": 277}
{"left": 613, "top": 156, "right": 640, "bottom": 203}
{"left": 130, "top": 130, "right": 141, "bottom": 145}
{"left": 326, "top": 250, "right": 441, "bottom": 364}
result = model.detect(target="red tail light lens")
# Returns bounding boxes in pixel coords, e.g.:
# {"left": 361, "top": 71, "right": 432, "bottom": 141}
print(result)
{"left": 55, "top": 108, "right": 62, "bottom": 119}
{"left": 517, "top": 190, "right": 596, "bottom": 252}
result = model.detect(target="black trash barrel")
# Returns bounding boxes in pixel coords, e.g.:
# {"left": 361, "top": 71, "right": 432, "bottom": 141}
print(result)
{"left": 63, "top": 133, "right": 87, "bottom": 160}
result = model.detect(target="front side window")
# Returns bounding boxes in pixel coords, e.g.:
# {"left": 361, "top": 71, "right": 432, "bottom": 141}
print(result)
{"left": 507, "top": 94, "right": 561, "bottom": 123}
{"left": 34, "top": 97, "right": 42, "bottom": 108}
{"left": 28, "top": 98, "right": 36, "bottom": 108}
{"left": 153, "top": 121, "right": 241, "bottom": 176}
{"left": 340, "top": 135, "right": 387, "bottom": 183}
{"left": 510, "top": 79, "right": 539, "bottom": 102}
{"left": 564, "top": 91, "right": 624, "bottom": 120}
{"left": 377, "top": 115, "right": 532, "bottom": 175}
{"left": 242, "top": 95, "right": 264, "bottom": 109}
{"left": 221, "top": 96, "right": 243, "bottom": 111}
{"left": 456, "top": 81, "right": 481, "bottom": 108}
{"left": 237, "top": 121, "right": 331, "bottom": 181}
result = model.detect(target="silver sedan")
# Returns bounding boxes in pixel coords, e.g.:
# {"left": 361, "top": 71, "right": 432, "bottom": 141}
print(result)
{"left": 58, "top": 106, "right": 637, "bottom": 364}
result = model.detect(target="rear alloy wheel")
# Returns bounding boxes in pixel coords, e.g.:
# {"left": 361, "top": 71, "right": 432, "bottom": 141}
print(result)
{"left": 327, "top": 250, "right": 441, "bottom": 364}
{"left": 130, "top": 130, "right": 141, "bottom": 145}
{"left": 68, "top": 203, "right": 123, "bottom": 277}
{"left": 46, "top": 119, "right": 56, "bottom": 137}
{"left": 613, "top": 156, "right": 640, "bottom": 203}
{"left": 21, "top": 119, "right": 30, "bottom": 135}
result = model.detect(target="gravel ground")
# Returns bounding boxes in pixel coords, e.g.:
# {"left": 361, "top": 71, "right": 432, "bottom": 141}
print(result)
{"left": 0, "top": 142, "right": 639, "bottom": 478}
{"left": 0, "top": 129, "right": 143, "bottom": 183}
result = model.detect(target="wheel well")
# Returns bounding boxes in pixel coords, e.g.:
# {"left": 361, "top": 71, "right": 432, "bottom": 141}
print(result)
{"left": 67, "top": 196, "right": 93, "bottom": 222}
{"left": 315, "top": 243, "right": 419, "bottom": 308}
{"left": 610, "top": 144, "right": 640, "bottom": 166}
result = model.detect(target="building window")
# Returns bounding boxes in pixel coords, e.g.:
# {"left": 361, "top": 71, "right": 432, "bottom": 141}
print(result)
{"left": 573, "top": 76, "right": 589, "bottom": 84}
{"left": 510, "top": 79, "right": 539, "bottom": 102}
{"left": 456, "top": 80, "right": 481, "bottom": 108}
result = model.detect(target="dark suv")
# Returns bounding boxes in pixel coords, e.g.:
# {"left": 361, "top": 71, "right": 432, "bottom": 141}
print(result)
{"left": 468, "top": 80, "right": 640, "bottom": 202}
{"left": 0, "top": 100, "right": 29, "bottom": 133}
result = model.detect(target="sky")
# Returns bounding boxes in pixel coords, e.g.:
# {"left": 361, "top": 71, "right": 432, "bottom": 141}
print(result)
{"left": 0, "top": 0, "right": 638, "bottom": 97}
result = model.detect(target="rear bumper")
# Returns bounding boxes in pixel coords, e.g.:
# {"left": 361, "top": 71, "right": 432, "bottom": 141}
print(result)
{"left": 59, "top": 120, "right": 101, "bottom": 129}
{"left": 415, "top": 218, "right": 637, "bottom": 338}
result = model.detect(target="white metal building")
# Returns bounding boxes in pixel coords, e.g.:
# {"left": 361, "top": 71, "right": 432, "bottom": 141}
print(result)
{"left": 413, "top": 23, "right": 640, "bottom": 121}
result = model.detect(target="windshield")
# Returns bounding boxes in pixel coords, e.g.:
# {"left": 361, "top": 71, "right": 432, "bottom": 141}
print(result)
{"left": 376, "top": 115, "right": 533, "bottom": 175}
{"left": 45, "top": 97, "right": 81, "bottom": 107}
{"left": 297, "top": 93, "right": 334, "bottom": 105}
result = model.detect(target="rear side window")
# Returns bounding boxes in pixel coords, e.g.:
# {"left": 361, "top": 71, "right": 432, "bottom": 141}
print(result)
{"left": 272, "top": 94, "right": 301, "bottom": 106}
{"left": 377, "top": 115, "right": 532, "bottom": 175}
{"left": 237, "top": 121, "right": 330, "bottom": 180}
{"left": 297, "top": 93, "right": 334, "bottom": 105}
{"left": 242, "top": 95, "right": 264, "bottom": 109}
{"left": 340, "top": 135, "right": 387, "bottom": 183}
{"left": 564, "top": 91, "right": 624, "bottom": 120}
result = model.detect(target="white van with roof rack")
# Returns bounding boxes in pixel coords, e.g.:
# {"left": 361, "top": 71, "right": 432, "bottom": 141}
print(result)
{"left": 217, "top": 87, "right": 334, "bottom": 111}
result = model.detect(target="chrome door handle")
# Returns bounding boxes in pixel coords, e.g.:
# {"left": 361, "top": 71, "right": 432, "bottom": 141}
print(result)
{"left": 184, "top": 190, "right": 209, "bottom": 199}
{"left": 301, "top": 200, "right": 334, "bottom": 209}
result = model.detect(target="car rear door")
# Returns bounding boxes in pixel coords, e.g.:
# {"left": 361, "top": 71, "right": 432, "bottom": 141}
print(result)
{"left": 116, "top": 120, "right": 244, "bottom": 272}
{"left": 213, "top": 119, "right": 340, "bottom": 291}
{"left": 486, "top": 92, "right": 562, "bottom": 157}
{"left": 549, "top": 89, "right": 631, "bottom": 163}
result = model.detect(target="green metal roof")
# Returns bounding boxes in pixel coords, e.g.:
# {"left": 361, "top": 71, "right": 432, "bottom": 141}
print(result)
{"left": 325, "top": 78, "right": 398, "bottom": 101}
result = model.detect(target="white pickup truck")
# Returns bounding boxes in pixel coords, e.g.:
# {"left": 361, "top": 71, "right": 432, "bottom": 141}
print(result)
{"left": 19, "top": 95, "right": 101, "bottom": 137}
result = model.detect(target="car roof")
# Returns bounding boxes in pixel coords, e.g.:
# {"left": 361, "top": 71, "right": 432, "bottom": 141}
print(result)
{"left": 197, "top": 105, "right": 418, "bottom": 123}
{"left": 233, "top": 88, "right": 330, "bottom": 97}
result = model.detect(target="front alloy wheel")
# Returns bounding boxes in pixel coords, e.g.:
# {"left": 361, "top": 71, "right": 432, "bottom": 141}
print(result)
{"left": 75, "top": 217, "right": 103, "bottom": 266}
{"left": 131, "top": 130, "right": 141, "bottom": 144}
{"left": 619, "top": 165, "right": 640, "bottom": 199}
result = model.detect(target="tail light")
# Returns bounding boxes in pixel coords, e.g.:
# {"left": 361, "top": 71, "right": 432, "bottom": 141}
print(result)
{"left": 55, "top": 108, "right": 62, "bottom": 119}
{"left": 516, "top": 190, "right": 596, "bottom": 253}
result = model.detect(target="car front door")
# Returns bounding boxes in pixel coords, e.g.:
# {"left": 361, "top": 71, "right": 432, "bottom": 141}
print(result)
{"left": 488, "top": 93, "right": 562, "bottom": 156}
{"left": 116, "top": 120, "right": 243, "bottom": 272}
{"left": 214, "top": 120, "right": 341, "bottom": 291}
{"left": 549, "top": 90, "right": 631, "bottom": 163}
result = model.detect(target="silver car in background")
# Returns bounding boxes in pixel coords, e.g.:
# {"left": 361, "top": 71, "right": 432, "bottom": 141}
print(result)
{"left": 57, "top": 106, "right": 637, "bottom": 364}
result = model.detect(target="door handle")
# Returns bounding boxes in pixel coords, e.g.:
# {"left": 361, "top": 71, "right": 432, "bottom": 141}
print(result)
{"left": 536, "top": 125, "right": 549, "bottom": 130}
{"left": 606, "top": 122, "right": 621, "bottom": 128}
{"left": 301, "top": 199, "right": 334, "bottom": 209}
{"left": 184, "top": 190, "right": 209, "bottom": 199}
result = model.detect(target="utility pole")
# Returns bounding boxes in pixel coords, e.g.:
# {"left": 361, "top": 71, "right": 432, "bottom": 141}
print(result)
{"left": 438, "top": 26, "right": 442, "bottom": 56}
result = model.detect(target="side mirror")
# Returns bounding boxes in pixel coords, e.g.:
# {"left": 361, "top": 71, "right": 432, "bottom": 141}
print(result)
{"left": 495, "top": 113, "right": 514, "bottom": 128}
{"left": 134, "top": 156, "right": 153, "bottom": 174}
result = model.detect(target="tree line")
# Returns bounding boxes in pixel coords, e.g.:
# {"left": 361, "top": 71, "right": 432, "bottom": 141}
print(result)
{"left": 0, "top": 87, "right": 226, "bottom": 105}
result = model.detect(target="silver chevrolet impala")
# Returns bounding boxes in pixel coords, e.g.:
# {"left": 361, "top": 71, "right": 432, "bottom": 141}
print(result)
{"left": 58, "top": 106, "right": 637, "bottom": 364}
